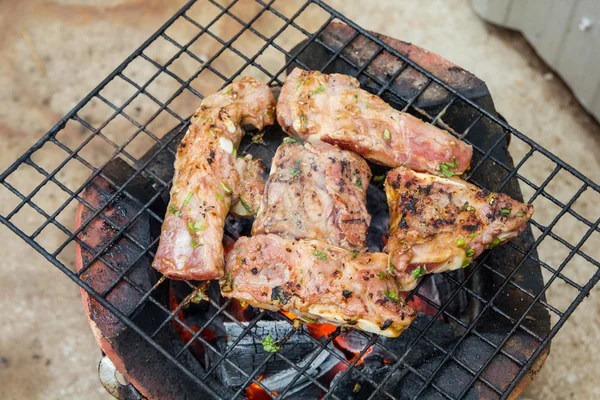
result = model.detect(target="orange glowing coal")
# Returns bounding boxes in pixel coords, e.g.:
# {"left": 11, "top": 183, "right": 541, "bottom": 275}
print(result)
{"left": 245, "top": 376, "right": 278, "bottom": 400}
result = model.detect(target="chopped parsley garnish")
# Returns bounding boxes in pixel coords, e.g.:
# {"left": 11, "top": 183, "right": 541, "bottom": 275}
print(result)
{"left": 462, "top": 258, "right": 471, "bottom": 268}
{"left": 190, "top": 239, "right": 202, "bottom": 248}
{"left": 312, "top": 85, "right": 325, "bottom": 95}
{"left": 461, "top": 201, "right": 469, "bottom": 212}
{"left": 516, "top": 212, "right": 524, "bottom": 217}
{"left": 353, "top": 94, "right": 358, "bottom": 102}
{"left": 456, "top": 238, "right": 465, "bottom": 247}
{"left": 209, "top": 129, "right": 216, "bottom": 137}
{"left": 216, "top": 193, "right": 224, "bottom": 201}
{"left": 313, "top": 250, "right": 327, "bottom": 261}
{"left": 261, "top": 334, "right": 280, "bottom": 353}
{"left": 283, "top": 137, "right": 298, "bottom": 144}
{"left": 290, "top": 168, "right": 301, "bottom": 177}
{"left": 183, "top": 192, "right": 193, "bottom": 207}
{"left": 412, "top": 266, "right": 427, "bottom": 279}
{"left": 439, "top": 157, "right": 459, "bottom": 178}
{"left": 378, "top": 271, "right": 385, "bottom": 280}
{"left": 389, "top": 261, "right": 395, "bottom": 274}
{"left": 372, "top": 175, "right": 386, "bottom": 183}
{"left": 232, "top": 147, "right": 237, "bottom": 158}
{"left": 351, "top": 250, "right": 358, "bottom": 259}
{"left": 239, "top": 198, "right": 252, "bottom": 213}
{"left": 383, "top": 128, "right": 391, "bottom": 140}
{"left": 466, "top": 248, "right": 475, "bottom": 257}
{"left": 488, "top": 237, "right": 501, "bottom": 249}
{"left": 295, "top": 79, "right": 304, "bottom": 90}
{"left": 469, "top": 233, "right": 476, "bottom": 238}
{"left": 355, "top": 177, "right": 363, "bottom": 188}
{"left": 188, "top": 220, "right": 207, "bottom": 232}
{"left": 224, "top": 86, "right": 233, "bottom": 94}
{"left": 385, "top": 291, "right": 399, "bottom": 301}
{"left": 468, "top": 205, "right": 476, "bottom": 212}
{"left": 220, "top": 181, "right": 232, "bottom": 194}
{"left": 500, "top": 208, "right": 511, "bottom": 215}
{"left": 264, "top": 109, "right": 270, "bottom": 115}
{"left": 169, "top": 205, "right": 182, "bottom": 216}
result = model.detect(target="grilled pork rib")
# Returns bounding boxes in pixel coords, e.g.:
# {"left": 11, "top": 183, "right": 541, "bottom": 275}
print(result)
{"left": 252, "top": 140, "right": 371, "bottom": 250}
{"left": 222, "top": 234, "right": 416, "bottom": 337}
{"left": 153, "top": 78, "right": 275, "bottom": 280}
{"left": 385, "top": 168, "right": 534, "bottom": 290}
{"left": 277, "top": 68, "right": 472, "bottom": 176}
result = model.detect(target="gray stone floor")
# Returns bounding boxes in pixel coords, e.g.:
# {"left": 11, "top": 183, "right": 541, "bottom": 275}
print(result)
{"left": 0, "top": 1, "right": 598, "bottom": 399}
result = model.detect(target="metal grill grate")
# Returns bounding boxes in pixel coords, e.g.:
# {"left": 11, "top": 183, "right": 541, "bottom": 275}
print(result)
{"left": 1, "top": 1, "right": 600, "bottom": 399}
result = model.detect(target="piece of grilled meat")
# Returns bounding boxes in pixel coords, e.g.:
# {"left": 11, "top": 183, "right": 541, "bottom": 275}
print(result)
{"left": 277, "top": 68, "right": 472, "bottom": 176}
{"left": 385, "top": 167, "right": 534, "bottom": 290}
{"left": 152, "top": 78, "right": 275, "bottom": 281}
{"left": 230, "top": 154, "right": 267, "bottom": 217}
{"left": 222, "top": 234, "right": 416, "bottom": 337}
{"left": 252, "top": 140, "right": 371, "bottom": 250}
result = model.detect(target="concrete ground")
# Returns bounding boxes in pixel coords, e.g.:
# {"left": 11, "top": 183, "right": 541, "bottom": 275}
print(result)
{"left": 0, "top": 0, "right": 599, "bottom": 399}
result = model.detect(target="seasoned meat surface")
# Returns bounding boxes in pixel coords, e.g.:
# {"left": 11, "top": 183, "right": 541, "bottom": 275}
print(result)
{"left": 252, "top": 140, "right": 371, "bottom": 250}
{"left": 277, "top": 68, "right": 472, "bottom": 176}
{"left": 385, "top": 168, "right": 534, "bottom": 290}
{"left": 222, "top": 234, "right": 416, "bottom": 337}
{"left": 230, "top": 154, "right": 267, "bottom": 217}
{"left": 152, "top": 78, "right": 275, "bottom": 280}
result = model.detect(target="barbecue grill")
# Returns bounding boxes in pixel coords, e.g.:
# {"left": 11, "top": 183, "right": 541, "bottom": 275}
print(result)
{"left": 1, "top": 1, "right": 599, "bottom": 399}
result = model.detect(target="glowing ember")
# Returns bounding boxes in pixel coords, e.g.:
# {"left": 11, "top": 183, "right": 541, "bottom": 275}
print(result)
{"left": 245, "top": 376, "right": 277, "bottom": 400}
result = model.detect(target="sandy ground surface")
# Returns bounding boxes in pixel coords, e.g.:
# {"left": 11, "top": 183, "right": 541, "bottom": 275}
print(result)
{"left": 0, "top": 0, "right": 599, "bottom": 399}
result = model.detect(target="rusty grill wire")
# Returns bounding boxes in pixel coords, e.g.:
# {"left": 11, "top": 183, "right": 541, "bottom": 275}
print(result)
{"left": 1, "top": 1, "right": 600, "bottom": 399}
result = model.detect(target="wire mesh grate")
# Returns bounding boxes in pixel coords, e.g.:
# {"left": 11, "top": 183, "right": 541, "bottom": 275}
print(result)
{"left": 1, "top": 1, "right": 600, "bottom": 399}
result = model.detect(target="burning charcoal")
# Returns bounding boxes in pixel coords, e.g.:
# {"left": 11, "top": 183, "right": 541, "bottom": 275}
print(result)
{"left": 261, "top": 344, "right": 343, "bottom": 398}
{"left": 330, "top": 354, "right": 398, "bottom": 400}
{"left": 213, "top": 321, "right": 316, "bottom": 387}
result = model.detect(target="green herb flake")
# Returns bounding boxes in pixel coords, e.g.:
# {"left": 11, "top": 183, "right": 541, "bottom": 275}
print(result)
{"left": 385, "top": 291, "right": 399, "bottom": 301}
{"left": 456, "top": 238, "right": 465, "bottom": 247}
{"left": 372, "top": 175, "right": 386, "bottom": 183}
{"left": 300, "top": 114, "right": 308, "bottom": 129}
{"left": 295, "top": 79, "right": 304, "bottom": 90}
{"left": 353, "top": 94, "right": 359, "bottom": 102}
{"left": 466, "top": 248, "right": 475, "bottom": 257}
{"left": 290, "top": 168, "right": 301, "bottom": 177}
{"left": 232, "top": 148, "right": 237, "bottom": 158}
{"left": 516, "top": 212, "right": 524, "bottom": 217}
{"left": 412, "top": 266, "right": 426, "bottom": 279}
{"left": 378, "top": 271, "right": 385, "bottom": 280}
{"left": 239, "top": 198, "right": 252, "bottom": 213}
{"left": 169, "top": 205, "right": 182, "bottom": 216}
{"left": 216, "top": 193, "right": 224, "bottom": 201}
{"left": 383, "top": 128, "right": 391, "bottom": 140}
{"left": 191, "top": 239, "right": 202, "bottom": 248}
{"left": 351, "top": 250, "right": 358, "bottom": 259}
{"left": 209, "top": 129, "right": 216, "bottom": 138}
{"left": 261, "top": 334, "right": 280, "bottom": 353}
{"left": 469, "top": 233, "right": 476, "bottom": 238}
{"left": 439, "top": 157, "right": 459, "bottom": 178}
{"left": 389, "top": 261, "right": 395, "bottom": 274}
{"left": 188, "top": 220, "right": 207, "bottom": 232}
{"left": 468, "top": 205, "right": 476, "bottom": 212}
{"left": 462, "top": 258, "right": 471, "bottom": 268}
{"left": 264, "top": 109, "right": 270, "bottom": 115}
{"left": 461, "top": 201, "right": 469, "bottom": 212}
{"left": 220, "top": 181, "right": 232, "bottom": 194}
{"left": 313, "top": 250, "right": 327, "bottom": 261}
{"left": 283, "top": 137, "right": 297, "bottom": 144}
{"left": 488, "top": 237, "right": 501, "bottom": 249}
{"left": 183, "top": 192, "right": 193, "bottom": 207}
{"left": 355, "top": 177, "right": 363, "bottom": 189}
{"left": 302, "top": 316, "right": 317, "bottom": 323}
{"left": 224, "top": 86, "right": 233, "bottom": 94}
{"left": 311, "top": 85, "right": 325, "bottom": 95}
{"left": 500, "top": 208, "right": 511, "bottom": 215}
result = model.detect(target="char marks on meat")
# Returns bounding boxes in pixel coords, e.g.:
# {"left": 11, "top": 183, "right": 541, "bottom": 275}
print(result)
{"left": 152, "top": 77, "right": 275, "bottom": 280}
{"left": 222, "top": 234, "right": 416, "bottom": 337}
{"left": 277, "top": 68, "right": 472, "bottom": 176}
{"left": 385, "top": 167, "right": 534, "bottom": 290}
{"left": 252, "top": 140, "right": 371, "bottom": 250}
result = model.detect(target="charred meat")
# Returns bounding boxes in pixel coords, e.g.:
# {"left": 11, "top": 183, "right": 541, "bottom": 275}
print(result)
{"left": 385, "top": 167, "right": 534, "bottom": 290}
{"left": 152, "top": 77, "right": 276, "bottom": 280}
{"left": 277, "top": 68, "right": 472, "bottom": 176}
{"left": 252, "top": 140, "right": 371, "bottom": 250}
{"left": 222, "top": 234, "right": 416, "bottom": 337}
